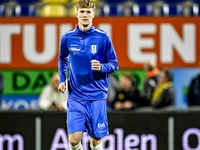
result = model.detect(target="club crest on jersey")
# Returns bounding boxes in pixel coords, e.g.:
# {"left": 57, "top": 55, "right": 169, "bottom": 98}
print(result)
{"left": 90, "top": 45, "right": 98, "bottom": 54}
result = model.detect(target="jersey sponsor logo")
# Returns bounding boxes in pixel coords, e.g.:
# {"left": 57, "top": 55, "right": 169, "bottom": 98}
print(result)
{"left": 70, "top": 47, "right": 80, "bottom": 51}
{"left": 98, "top": 130, "right": 107, "bottom": 133}
{"left": 98, "top": 123, "right": 105, "bottom": 128}
{"left": 90, "top": 45, "right": 98, "bottom": 54}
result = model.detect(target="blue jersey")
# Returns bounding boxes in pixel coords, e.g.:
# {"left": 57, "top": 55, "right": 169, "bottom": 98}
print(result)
{"left": 58, "top": 25, "right": 119, "bottom": 100}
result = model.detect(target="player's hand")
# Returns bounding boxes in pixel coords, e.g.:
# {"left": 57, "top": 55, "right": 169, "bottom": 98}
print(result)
{"left": 91, "top": 60, "right": 101, "bottom": 71}
{"left": 58, "top": 82, "right": 66, "bottom": 93}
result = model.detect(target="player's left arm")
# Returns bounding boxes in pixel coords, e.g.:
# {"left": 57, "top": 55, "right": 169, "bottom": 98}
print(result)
{"left": 58, "top": 35, "right": 69, "bottom": 93}
{"left": 98, "top": 34, "right": 119, "bottom": 74}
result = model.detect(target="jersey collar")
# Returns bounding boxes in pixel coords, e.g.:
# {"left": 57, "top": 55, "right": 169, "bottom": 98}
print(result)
{"left": 75, "top": 25, "right": 95, "bottom": 34}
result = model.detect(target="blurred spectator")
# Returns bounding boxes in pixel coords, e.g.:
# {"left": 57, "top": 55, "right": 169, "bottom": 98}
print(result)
{"left": 0, "top": 73, "right": 3, "bottom": 106}
{"left": 140, "top": 59, "right": 159, "bottom": 106}
{"left": 38, "top": 73, "right": 67, "bottom": 111}
{"left": 187, "top": 61, "right": 200, "bottom": 105}
{"left": 151, "top": 69, "right": 174, "bottom": 108}
{"left": 107, "top": 74, "right": 119, "bottom": 107}
{"left": 111, "top": 72, "right": 140, "bottom": 110}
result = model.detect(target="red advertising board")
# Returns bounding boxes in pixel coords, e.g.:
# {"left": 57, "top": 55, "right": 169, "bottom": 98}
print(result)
{"left": 0, "top": 17, "right": 199, "bottom": 69}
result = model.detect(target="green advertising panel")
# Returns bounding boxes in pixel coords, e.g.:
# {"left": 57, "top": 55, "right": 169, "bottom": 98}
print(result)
{"left": 1, "top": 70, "right": 58, "bottom": 95}
{"left": 1, "top": 69, "right": 145, "bottom": 95}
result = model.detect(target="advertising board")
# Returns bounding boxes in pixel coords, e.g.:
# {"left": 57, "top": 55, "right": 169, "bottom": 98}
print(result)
{"left": 0, "top": 110, "right": 200, "bottom": 150}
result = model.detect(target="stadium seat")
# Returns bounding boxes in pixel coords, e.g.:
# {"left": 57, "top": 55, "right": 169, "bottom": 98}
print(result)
{"left": 161, "top": 4, "right": 183, "bottom": 16}
{"left": 13, "top": 4, "right": 35, "bottom": 16}
{"left": 42, "top": 0, "right": 69, "bottom": 4}
{"left": 131, "top": 4, "right": 153, "bottom": 16}
{"left": 191, "top": 4, "right": 200, "bottom": 16}
{"left": 102, "top": 4, "right": 124, "bottom": 16}
{"left": 0, "top": 0, "right": 8, "bottom": 4}
{"left": 41, "top": 5, "right": 67, "bottom": 17}
{"left": 162, "top": 0, "right": 185, "bottom": 3}
{"left": 192, "top": 0, "right": 200, "bottom": 3}
{"left": 69, "top": 5, "right": 76, "bottom": 17}
{"left": 134, "top": 0, "right": 156, "bottom": 3}
{"left": 103, "top": 0, "right": 126, "bottom": 4}
{"left": 0, "top": 5, "right": 5, "bottom": 16}
{"left": 15, "top": 0, "right": 38, "bottom": 3}
{"left": 72, "top": 0, "right": 98, "bottom": 4}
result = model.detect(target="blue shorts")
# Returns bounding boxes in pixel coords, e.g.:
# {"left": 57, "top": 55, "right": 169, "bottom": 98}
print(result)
{"left": 67, "top": 96, "right": 108, "bottom": 138}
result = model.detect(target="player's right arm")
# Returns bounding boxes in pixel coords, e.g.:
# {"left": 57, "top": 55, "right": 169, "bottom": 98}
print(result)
{"left": 58, "top": 34, "right": 69, "bottom": 93}
{"left": 58, "top": 82, "right": 66, "bottom": 93}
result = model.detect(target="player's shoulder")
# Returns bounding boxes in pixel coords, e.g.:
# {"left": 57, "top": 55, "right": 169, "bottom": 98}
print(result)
{"left": 62, "top": 28, "right": 77, "bottom": 39}
{"left": 93, "top": 27, "right": 109, "bottom": 37}
{"left": 66, "top": 28, "right": 77, "bottom": 34}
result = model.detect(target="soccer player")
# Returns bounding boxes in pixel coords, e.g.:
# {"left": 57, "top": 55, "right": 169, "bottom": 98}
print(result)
{"left": 58, "top": 0, "right": 119, "bottom": 149}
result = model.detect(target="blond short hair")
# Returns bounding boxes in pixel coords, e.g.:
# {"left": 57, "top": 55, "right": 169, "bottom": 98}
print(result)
{"left": 76, "top": 0, "right": 96, "bottom": 12}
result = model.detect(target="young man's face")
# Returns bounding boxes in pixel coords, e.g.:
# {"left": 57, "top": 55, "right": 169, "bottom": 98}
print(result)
{"left": 76, "top": 8, "right": 94, "bottom": 26}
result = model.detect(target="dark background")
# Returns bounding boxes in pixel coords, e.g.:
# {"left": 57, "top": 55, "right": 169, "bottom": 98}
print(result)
{"left": 0, "top": 107, "right": 200, "bottom": 150}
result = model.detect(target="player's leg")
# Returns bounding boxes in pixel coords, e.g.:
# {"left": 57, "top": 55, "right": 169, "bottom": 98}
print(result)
{"left": 86, "top": 100, "right": 108, "bottom": 150}
{"left": 67, "top": 97, "right": 86, "bottom": 150}
{"left": 68, "top": 131, "right": 83, "bottom": 150}
{"left": 90, "top": 137, "right": 103, "bottom": 150}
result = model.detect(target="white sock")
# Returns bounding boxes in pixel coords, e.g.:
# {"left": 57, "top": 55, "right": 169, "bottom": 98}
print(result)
{"left": 90, "top": 143, "right": 103, "bottom": 150}
{"left": 69, "top": 141, "right": 83, "bottom": 150}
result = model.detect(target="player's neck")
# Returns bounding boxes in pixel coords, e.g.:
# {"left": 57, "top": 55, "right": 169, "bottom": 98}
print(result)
{"left": 78, "top": 23, "right": 92, "bottom": 31}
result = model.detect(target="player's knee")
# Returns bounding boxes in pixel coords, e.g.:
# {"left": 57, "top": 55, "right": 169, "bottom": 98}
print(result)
{"left": 68, "top": 132, "right": 82, "bottom": 146}
{"left": 68, "top": 139, "right": 81, "bottom": 146}
{"left": 90, "top": 137, "right": 102, "bottom": 146}
{"left": 68, "top": 137, "right": 81, "bottom": 146}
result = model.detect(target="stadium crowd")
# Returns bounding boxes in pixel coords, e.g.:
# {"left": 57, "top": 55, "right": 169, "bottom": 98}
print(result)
{"left": 0, "top": 0, "right": 200, "bottom": 17}
{"left": 108, "top": 59, "right": 175, "bottom": 110}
